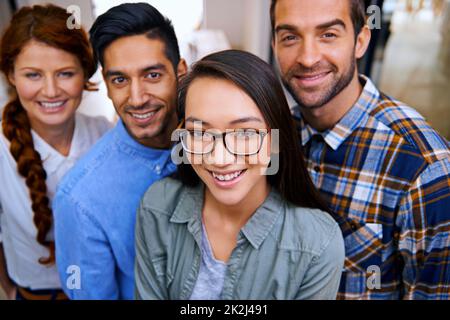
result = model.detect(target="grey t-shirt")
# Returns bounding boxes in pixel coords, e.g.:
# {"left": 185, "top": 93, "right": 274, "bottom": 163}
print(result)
{"left": 189, "top": 223, "right": 227, "bottom": 300}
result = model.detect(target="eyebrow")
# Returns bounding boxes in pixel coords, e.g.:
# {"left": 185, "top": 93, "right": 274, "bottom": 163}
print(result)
{"left": 316, "top": 19, "right": 346, "bottom": 31}
{"left": 142, "top": 63, "right": 167, "bottom": 73}
{"left": 104, "top": 63, "right": 167, "bottom": 79}
{"left": 275, "top": 18, "right": 347, "bottom": 34}
{"left": 185, "top": 117, "right": 210, "bottom": 126}
{"left": 275, "top": 24, "right": 297, "bottom": 34}
{"left": 229, "top": 117, "right": 264, "bottom": 125}
{"left": 18, "top": 66, "right": 78, "bottom": 72}
{"left": 185, "top": 116, "right": 263, "bottom": 126}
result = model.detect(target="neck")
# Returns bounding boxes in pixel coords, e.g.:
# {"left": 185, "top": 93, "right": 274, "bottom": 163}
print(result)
{"left": 30, "top": 118, "right": 76, "bottom": 157}
{"left": 301, "top": 72, "right": 363, "bottom": 132}
{"left": 138, "top": 112, "right": 178, "bottom": 149}
{"left": 203, "top": 180, "right": 271, "bottom": 229}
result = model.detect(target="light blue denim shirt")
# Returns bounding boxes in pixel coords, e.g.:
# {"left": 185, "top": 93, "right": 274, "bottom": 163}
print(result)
{"left": 135, "top": 177, "right": 345, "bottom": 300}
{"left": 53, "top": 120, "right": 176, "bottom": 300}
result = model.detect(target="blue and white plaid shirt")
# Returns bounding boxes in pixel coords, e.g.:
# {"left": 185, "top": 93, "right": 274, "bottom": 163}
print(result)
{"left": 293, "top": 75, "right": 450, "bottom": 299}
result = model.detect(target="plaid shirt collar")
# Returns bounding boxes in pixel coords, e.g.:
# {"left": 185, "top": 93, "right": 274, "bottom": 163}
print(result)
{"left": 292, "top": 75, "right": 381, "bottom": 151}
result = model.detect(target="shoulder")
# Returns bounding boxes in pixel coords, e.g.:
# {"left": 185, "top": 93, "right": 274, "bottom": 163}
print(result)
{"left": 368, "top": 91, "right": 449, "bottom": 164}
{"left": 56, "top": 124, "right": 118, "bottom": 196}
{"left": 75, "top": 112, "right": 113, "bottom": 136}
{"left": 0, "top": 124, "right": 7, "bottom": 160}
{"left": 281, "top": 205, "right": 343, "bottom": 256}
{"left": 0, "top": 125, "right": 15, "bottom": 164}
{"left": 136, "top": 177, "right": 191, "bottom": 242}
{"left": 140, "top": 177, "right": 186, "bottom": 216}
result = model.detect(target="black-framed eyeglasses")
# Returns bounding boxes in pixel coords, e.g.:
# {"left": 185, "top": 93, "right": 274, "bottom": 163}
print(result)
{"left": 177, "top": 128, "right": 269, "bottom": 156}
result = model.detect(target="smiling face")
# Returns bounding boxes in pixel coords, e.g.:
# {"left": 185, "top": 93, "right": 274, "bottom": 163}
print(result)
{"left": 184, "top": 77, "right": 272, "bottom": 207}
{"left": 103, "top": 34, "right": 186, "bottom": 148}
{"left": 273, "top": 0, "right": 368, "bottom": 110}
{"left": 8, "top": 40, "right": 85, "bottom": 133}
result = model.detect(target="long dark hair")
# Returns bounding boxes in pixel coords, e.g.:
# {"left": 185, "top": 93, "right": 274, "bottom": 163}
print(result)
{"left": 0, "top": 4, "right": 96, "bottom": 265}
{"left": 177, "top": 49, "right": 329, "bottom": 212}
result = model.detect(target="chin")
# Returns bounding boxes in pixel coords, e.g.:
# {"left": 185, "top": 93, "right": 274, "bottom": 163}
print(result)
{"left": 208, "top": 187, "right": 247, "bottom": 207}
{"left": 128, "top": 123, "right": 160, "bottom": 140}
{"left": 37, "top": 114, "right": 74, "bottom": 127}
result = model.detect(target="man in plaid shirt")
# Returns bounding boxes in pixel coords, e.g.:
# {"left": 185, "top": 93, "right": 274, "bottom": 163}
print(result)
{"left": 271, "top": 0, "right": 450, "bottom": 299}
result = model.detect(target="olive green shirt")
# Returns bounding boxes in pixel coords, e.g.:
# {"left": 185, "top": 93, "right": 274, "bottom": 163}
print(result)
{"left": 135, "top": 177, "right": 345, "bottom": 300}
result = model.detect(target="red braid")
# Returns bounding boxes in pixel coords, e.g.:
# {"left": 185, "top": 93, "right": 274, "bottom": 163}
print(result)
{"left": 2, "top": 98, "right": 55, "bottom": 264}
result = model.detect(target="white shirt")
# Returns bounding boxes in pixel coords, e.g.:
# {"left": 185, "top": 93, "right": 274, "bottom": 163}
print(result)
{"left": 0, "top": 112, "right": 112, "bottom": 290}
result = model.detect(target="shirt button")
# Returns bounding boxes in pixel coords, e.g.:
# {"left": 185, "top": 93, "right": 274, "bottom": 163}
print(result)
{"left": 350, "top": 222, "right": 358, "bottom": 231}
{"left": 314, "top": 165, "right": 321, "bottom": 173}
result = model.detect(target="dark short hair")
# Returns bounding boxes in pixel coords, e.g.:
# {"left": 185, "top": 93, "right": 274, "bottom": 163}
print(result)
{"left": 89, "top": 2, "right": 180, "bottom": 70}
{"left": 270, "top": 0, "right": 366, "bottom": 37}
{"left": 177, "top": 50, "right": 330, "bottom": 212}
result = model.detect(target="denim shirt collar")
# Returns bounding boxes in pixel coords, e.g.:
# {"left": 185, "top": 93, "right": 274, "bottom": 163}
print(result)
{"left": 113, "top": 119, "right": 176, "bottom": 173}
{"left": 294, "top": 75, "right": 380, "bottom": 151}
{"left": 170, "top": 183, "right": 284, "bottom": 249}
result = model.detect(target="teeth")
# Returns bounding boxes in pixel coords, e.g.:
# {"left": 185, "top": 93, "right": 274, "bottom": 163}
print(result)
{"left": 40, "top": 101, "right": 65, "bottom": 108}
{"left": 212, "top": 170, "right": 243, "bottom": 181}
{"left": 131, "top": 112, "right": 155, "bottom": 119}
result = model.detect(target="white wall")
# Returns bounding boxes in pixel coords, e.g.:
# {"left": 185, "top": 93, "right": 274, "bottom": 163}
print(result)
{"left": 0, "top": 1, "right": 12, "bottom": 32}
{"left": 242, "top": 0, "right": 272, "bottom": 62}
{"left": 203, "top": 0, "right": 272, "bottom": 61}
{"left": 203, "top": 0, "right": 245, "bottom": 49}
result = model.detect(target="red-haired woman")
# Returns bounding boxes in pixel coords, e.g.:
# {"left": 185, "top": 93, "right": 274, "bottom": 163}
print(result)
{"left": 0, "top": 4, "right": 111, "bottom": 300}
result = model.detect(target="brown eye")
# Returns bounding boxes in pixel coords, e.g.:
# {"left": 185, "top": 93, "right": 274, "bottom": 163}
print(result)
{"left": 112, "top": 76, "right": 126, "bottom": 85}
{"left": 146, "top": 72, "right": 161, "bottom": 80}
{"left": 282, "top": 34, "right": 297, "bottom": 42}
{"left": 322, "top": 33, "right": 337, "bottom": 39}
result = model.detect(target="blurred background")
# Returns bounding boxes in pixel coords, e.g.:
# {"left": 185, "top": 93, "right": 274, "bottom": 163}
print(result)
{"left": 0, "top": 0, "right": 449, "bottom": 300}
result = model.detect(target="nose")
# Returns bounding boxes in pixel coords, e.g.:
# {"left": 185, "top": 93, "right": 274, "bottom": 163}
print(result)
{"left": 128, "top": 80, "right": 147, "bottom": 107}
{"left": 295, "top": 37, "right": 322, "bottom": 68}
{"left": 42, "top": 76, "right": 60, "bottom": 98}
{"left": 205, "top": 136, "right": 236, "bottom": 167}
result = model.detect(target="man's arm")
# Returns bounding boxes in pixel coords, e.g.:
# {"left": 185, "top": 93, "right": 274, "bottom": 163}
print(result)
{"left": 397, "top": 158, "right": 450, "bottom": 299}
{"left": 53, "top": 190, "right": 119, "bottom": 300}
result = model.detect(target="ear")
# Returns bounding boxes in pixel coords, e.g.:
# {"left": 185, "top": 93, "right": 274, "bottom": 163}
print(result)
{"left": 271, "top": 36, "right": 277, "bottom": 56}
{"left": 101, "top": 69, "right": 112, "bottom": 100}
{"left": 177, "top": 58, "right": 188, "bottom": 80}
{"left": 8, "top": 71, "right": 15, "bottom": 86}
{"left": 355, "top": 25, "right": 371, "bottom": 59}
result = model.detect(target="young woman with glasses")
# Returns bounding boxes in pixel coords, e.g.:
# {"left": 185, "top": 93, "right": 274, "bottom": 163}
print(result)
{"left": 134, "top": 50, "right": 345, "bottom": 300}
